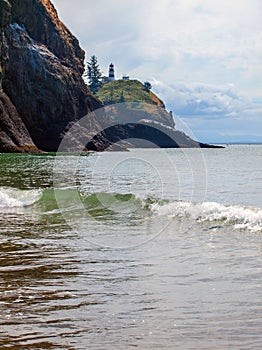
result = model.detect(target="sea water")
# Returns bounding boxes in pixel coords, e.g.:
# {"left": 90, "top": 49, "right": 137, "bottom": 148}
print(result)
{"left": 0, "top": 145, "right": 261, "bottom": 349}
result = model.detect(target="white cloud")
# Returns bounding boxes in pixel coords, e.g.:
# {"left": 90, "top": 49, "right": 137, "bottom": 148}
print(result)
{"left": 152, "top": 81, "right": 248, "bottom": 118}
{"left": 52, "top": 0, "right": 262, "bottom": 95}
{"left": 151, "top": 80, "right": 262, "bottom": 143}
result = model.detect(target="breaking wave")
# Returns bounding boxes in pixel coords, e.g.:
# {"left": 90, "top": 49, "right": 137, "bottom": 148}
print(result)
{"left": 0, "top": 187, "right": 42, "bottom": 208}
{"left": 0, "top": 186, "right": 261, "bottom": 232}
{"left": 56, "top": 190, "right": 262, "bottom": 233}
{"left": 151, "top": 200, "right": 262, "bottom": 232}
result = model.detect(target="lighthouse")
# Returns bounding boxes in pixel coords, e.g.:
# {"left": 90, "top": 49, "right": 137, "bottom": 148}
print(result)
{"left": 109, "top": 63, "right": 115, "bottom": 81}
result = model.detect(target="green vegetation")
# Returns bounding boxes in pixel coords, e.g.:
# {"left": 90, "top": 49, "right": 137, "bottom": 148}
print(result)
{"left": 95, "top": 79, "right": 175, "bottom": 127}
{"left": 96, "top": 79, "right": 160, "bottom": 106}
{"left": 144, "top": 81, "right": 152, "bottom": 92}
{"left": 85, "top": 55, "right": 102, "bottom": 94}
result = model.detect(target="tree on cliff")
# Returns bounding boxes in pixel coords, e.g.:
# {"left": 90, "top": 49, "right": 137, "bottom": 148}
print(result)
{"left": 86, "top": 55, "right": 102, "bottom": 94}
{"left": 144, "top": 81, "right": 152, "bottom": 92}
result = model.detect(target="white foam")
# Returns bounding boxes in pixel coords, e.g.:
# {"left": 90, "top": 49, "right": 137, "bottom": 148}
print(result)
{"left": 151, "top": 200, "right": 262, "bottom": 232}
{"left": 0, "top": 188, "right": 42, "bottom": 208}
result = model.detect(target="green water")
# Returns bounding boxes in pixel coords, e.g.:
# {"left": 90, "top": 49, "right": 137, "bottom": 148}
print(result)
{"left": 0, "top": 148, "right": 261, "bottom": 349}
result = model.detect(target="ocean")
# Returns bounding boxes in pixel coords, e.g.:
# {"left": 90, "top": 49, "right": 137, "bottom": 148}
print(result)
{"left": 0, "top": 145, "right": 261, "bottom": 349}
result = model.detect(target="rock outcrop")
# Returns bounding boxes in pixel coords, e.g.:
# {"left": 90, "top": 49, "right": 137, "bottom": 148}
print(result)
{"left": 85, "top": 104, "right": 222, "bottom": 150}
{"left": 94, "top": 81, "right": 222, "bottom": 149}
{"left": 0, "top": 0, "right": 102, "bottom": 152}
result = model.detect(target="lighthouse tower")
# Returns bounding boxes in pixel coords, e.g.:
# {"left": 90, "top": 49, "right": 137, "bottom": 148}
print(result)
{"left": 109, "top": 63, "right": 115, "bottom": 81}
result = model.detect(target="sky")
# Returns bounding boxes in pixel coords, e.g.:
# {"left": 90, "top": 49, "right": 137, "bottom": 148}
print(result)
{"left": 52, "top": 0, "right": 262, "bottom": 143}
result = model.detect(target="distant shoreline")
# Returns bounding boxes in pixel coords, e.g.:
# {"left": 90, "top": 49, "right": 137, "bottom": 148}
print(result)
{"left": 204, "top": 142, "right": 262, "bottom": 145}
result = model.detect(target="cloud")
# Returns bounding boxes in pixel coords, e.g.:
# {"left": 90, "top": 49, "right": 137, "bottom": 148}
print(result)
{"left": 151, "top": 80, "right": 262, "bottom": 143}
{"left": 152, "top": 81, "right": 248, "bottom": 118}
{"left": 52, "top": 0, "right": 262, "bottom": 96}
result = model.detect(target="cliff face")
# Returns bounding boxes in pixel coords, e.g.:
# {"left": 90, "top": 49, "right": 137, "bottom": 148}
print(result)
{"left": 9, "top": 0, "right": 84, "bottom": 75}
{"left": 0, "top": 0, "right": 102, "bottom": 152}
{"left": 0, "top": 0, "right": 38, "bottom": 152}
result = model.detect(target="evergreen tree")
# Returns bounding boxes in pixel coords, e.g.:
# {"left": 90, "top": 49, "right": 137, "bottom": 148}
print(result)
{"left": 85, "top": 55, "right": 102, "bottom": 94}
{"left": 144, "top": 81, "right": 152, "bottom": 92}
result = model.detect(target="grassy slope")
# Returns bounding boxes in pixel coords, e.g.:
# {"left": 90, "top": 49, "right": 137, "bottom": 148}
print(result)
{"left": 96, "top": 80, "right": 165, "bottom": 107}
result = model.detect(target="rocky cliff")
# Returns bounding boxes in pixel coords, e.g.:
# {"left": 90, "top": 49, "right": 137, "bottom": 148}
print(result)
{"left": 0, "top": 0, "right": 102, "bottom": 152}
{"left": 0, "top": 0, "right": 220, "bottom": 153}
{"left": 0, "top": 0, "right": 38, "bottom": 152}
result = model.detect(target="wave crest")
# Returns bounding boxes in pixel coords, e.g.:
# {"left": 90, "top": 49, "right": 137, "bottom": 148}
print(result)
{"left": 1, "top": 186, "right": 261, "bottom": 232}
{"left": 152, "top": 200, "right": 262, "bottom": 232}
{"left": 0, "top": 187, "right": 42, "bottom": 208}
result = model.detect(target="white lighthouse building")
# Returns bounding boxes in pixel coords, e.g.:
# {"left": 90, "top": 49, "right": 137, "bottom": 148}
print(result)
{"left": 108, "top": 63, "right": 115, "bottom": 81}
